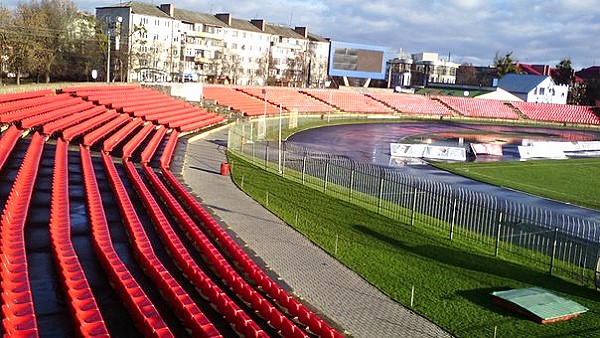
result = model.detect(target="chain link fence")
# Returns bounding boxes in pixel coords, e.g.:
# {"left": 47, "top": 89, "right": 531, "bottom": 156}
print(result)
{"left": 228, "top": 116, "right": 600, "bottom": 289}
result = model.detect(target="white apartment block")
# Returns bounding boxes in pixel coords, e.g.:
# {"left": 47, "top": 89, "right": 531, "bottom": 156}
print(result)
{"left": 96, "top": 2, "right": 330, "bottom": 86}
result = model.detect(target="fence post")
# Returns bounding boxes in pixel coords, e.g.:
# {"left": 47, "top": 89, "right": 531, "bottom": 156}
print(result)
{"left": 323, "top": 161, "right": 330, "bottom": 193}
{"left": 251, "top": 138, "right": 256, "bottom": 164}
{"left": 450, "top": 197, "right": 457, "bottom": 240}
{"left": 301, "top": 155, "right": 307, "bottom": 185}
{"left": 377, "top": 169, "right": 385, "bottom": 214}
{"left": 550, "top": 227, "right": 558, "bottom": 276}
{"left": 264, "top": 143, "right": 269, "bottom": 170}
{"left": 410, "top": 185, "right": 418, "bottom": 226}
{"left": 281, "top": 145, "right": 286, "bottom": 177}
{"left": 349, "top": 166, "right": 355, "bottom": 202}
{"left": 495, "top": 212, "right": 503, "bottom": 257}
{"left": 594, "top": 251, "right": 600, "bottom": 290}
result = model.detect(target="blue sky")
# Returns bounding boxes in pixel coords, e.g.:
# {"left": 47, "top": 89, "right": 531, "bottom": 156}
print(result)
{"left": 9, "top": 0, "right": 600, "bottom": 69}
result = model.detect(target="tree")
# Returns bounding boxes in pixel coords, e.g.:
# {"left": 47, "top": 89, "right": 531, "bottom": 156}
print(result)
{"left": 553, "top": 58, "right": 575, "bottom": 85}
{"left": 553, "top": 58, "right": 588, "bottom": 105}
{"left": 493, "top": 51, "right": 521, "bottom": 78}
{"left": 456, "top": 63, "right": 478, "bottom": 85}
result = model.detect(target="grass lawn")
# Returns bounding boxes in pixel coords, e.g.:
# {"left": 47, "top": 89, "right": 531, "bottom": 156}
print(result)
{"left": 228, "top": 153, "right": 600, "bottom": 338}
{"left": 433, "top": 158, "right": 600, "bottom": 211}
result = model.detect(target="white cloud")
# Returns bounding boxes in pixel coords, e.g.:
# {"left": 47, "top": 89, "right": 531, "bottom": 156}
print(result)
{"left": 4, "top": 0, "right": 597, "bottom": 68}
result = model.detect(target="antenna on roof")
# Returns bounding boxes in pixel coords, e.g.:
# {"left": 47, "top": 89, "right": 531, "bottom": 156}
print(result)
{"left": 288, "top": 11, "right": 293, "bottom": 26}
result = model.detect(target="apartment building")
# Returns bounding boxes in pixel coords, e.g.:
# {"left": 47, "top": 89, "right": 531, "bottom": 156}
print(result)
{"left": 96, "top": 2, "right": 330, "bottom": 86}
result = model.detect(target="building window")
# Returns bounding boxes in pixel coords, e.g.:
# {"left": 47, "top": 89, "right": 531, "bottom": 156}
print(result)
{"left": 539, "top": 88, "right": 545, "bottom": 95}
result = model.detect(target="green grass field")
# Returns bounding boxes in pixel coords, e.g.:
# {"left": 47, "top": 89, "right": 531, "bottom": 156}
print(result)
{"left": 433, "top": 158, "right": 600, "bottom": 211}
{"left": 228, "top": 153, "right": 600, "bottom": 338}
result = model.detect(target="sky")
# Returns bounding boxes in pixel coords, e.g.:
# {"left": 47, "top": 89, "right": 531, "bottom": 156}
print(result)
{"left": 7, "top": 0, "right": 600, "bottom": 70}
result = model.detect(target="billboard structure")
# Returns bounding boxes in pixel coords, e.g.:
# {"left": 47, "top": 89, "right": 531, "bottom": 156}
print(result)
{"left": 328, "top": 41, "right": 388, "bottom": 80}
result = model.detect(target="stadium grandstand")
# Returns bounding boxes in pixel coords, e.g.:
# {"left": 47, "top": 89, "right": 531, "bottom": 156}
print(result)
{"left": 0, "top": 85, "right": 342, "bottom": 337}
{"left": 0, "top": 84, "right": 599, "bottom": 336}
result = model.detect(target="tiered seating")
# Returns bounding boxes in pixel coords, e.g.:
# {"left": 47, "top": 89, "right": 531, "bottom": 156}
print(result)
{"left": 72, "top": 86, "right": 225, "bottom": 133}
{"left": 83, "top": 114, "right": 131, "bottom": 147}
{"left": 159, "top": 168, "right": 343, "bottom": 338}
{"left": 79, "top": 146, "right": 173, "bottom": 337}
{"left": 141, "top": 166, "right": 305, "bottom": 337}
{"left": 43, "top": 106, "right": 107, "bottom": 136}
{"left": 0, "top": 94, "right": 75, "bottom": 123}
{"left": 62, "top": 109, "right": 119, "bottom": 142}
{"left": 0, "top": 125, "right": 23, "bottom": 171}
{"left": 367, "top": 93, "right": 453, "bottom": 116}
{"left": 102, "top": 118, "right": 144, "bottom": 153}
{"left": 436, "top": 96, "right": 519, "bottom": 119}
{"left": 203, "top": 86, "right": 281, "bottom": 116}
{"left": 0, "top": 89, "right": 54, "bottom": 104}
{"left": 49, "top": 139, "right": 109, "bottom": 337}
{"left": 512, "top": 102, "right": 600, "bottom": 125}
{"left": 0, "top": 132, "right": 45, "bottom": 336}
{"left": 239, "top": 87, "right": 335, "bottom": 113}
{"left": 20, "top": 100, "right": 95, "bottom": 129}
{"left": 301, "top": 89, "right": 394, "bottom": 114}
{"left": 0, "top": 86, "right": 344, "bottom": 337}
{"left": 121, "top": 123, "right": 156, "bottom": 160}
{"left": 104, "top": 155, "right": 222, "bottom": 337}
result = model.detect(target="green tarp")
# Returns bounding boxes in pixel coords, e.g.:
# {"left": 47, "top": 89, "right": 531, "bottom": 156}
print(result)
{"left": 491, "top": 287, "right": 588, "bottom": 323}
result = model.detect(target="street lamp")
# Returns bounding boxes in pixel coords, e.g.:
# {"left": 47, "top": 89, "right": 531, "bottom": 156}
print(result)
{"left": 106, "top": 16, "right": 123, "bottom": 83}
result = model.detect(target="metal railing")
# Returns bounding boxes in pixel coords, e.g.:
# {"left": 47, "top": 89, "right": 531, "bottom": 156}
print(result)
{"left": 228, "top": 115, "right": 600, "bottom": 289}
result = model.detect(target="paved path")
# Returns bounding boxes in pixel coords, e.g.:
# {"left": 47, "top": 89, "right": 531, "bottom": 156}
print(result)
{"left": 174, "top": 127, "right": 453, "bottom": 338}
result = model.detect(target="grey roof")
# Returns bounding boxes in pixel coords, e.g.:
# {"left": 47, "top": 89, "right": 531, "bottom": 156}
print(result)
{"left": 174, "top": 8, "right": 224, "bottom": 26}
{"left": 265, "top": 24, "right": 306, "bottom": 39}
{"left": 97, "top": 1, "right": 171, "bottom": 18}
{"left": 308, "top": 32, "right": 329, "bottom": 43}
{"left": 497, "top": 73, "right": 549, "bottom": 94}
{"left": 230, "top": 18, "right": 262, "bottom": 32}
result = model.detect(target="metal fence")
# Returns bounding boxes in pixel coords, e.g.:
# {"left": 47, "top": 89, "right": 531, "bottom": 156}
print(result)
{"left": 228, "top": 116, "right": 600, "bottom": 289}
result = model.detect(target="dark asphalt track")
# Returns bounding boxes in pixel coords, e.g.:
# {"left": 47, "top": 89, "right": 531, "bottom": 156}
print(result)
{"left": 287, "top": 122, "right": 600, "bottom": 225}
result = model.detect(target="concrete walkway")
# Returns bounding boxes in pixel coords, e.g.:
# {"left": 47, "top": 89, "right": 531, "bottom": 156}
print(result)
{"left": 175, "top": 127, "right": 452, "bottom": 338}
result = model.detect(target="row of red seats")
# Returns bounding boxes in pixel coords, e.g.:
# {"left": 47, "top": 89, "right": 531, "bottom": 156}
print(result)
{"left": 71, "top": 86, "right": 225, "bottom": 134}
{"left": 43, "top": 106, "right": 107, "bottom": 136}
{"left": 0, "top": 94, "right": 64, "bottom": 115}
{"left": 436, "top": 96, "right": 519, "bottom": 119}
{"left": 141, "top": 166, "right": 306, "bottom": 337}
{"left": 61, "top": 85, "right": 140, "bottom": 94}
{"left": 140, "top": 126, "right": 167, "bottom": 165}
{"left": 0, "top": 94, "right": 76, "bottom": 124}
{"left": 102, "top": 119, "right": 144, "bottom": 153}
{"left": 512, "top": 102, "right": 600, "bottom": 125}
{"left": 159, "top": 130, "right": 179, "bottom": 169}
{"left": 104, "top": 155, "right": 221, "bottom": 337}
{"left": 21, "top": 101, "right": 95, "bottom": 129}
{"left": 203, "top": 86, "right": 281, "bottom": 116}
{"left": 159, "top": 168, "right": 343, "bottom": 338}
{"left": 301, "top": 89, "right": 394, "bottom": 114}
{"left": 49, "top": 140, "right": 109, "bottom": 337}
{"left": 239, "top": 87, "right": 335, "bottom": 113}
{"left": 0, "top": 89, "right": 53, "bottom": 104}
{"left": 121, "top": 123, "right": 156, "bottom": 160}
{"left": 367, "top": 93, "right": 454, "bottom": 116}
{"left": 0, "top": 132, "right": 45, "bottom": 336}
{"left": 83, "top": 114, "right": 130, "bottom": 148}
{"left": 79, "top": 146, "right": 173, "bottom": 337}
{"left": 128, "top": 162, "right": 267, "bottom": 337}
{"left": 62, "top": 110, "right": 119, "bottom": 142}
{"left": 0, "top": 125, "right": 23, "bottom": 171}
